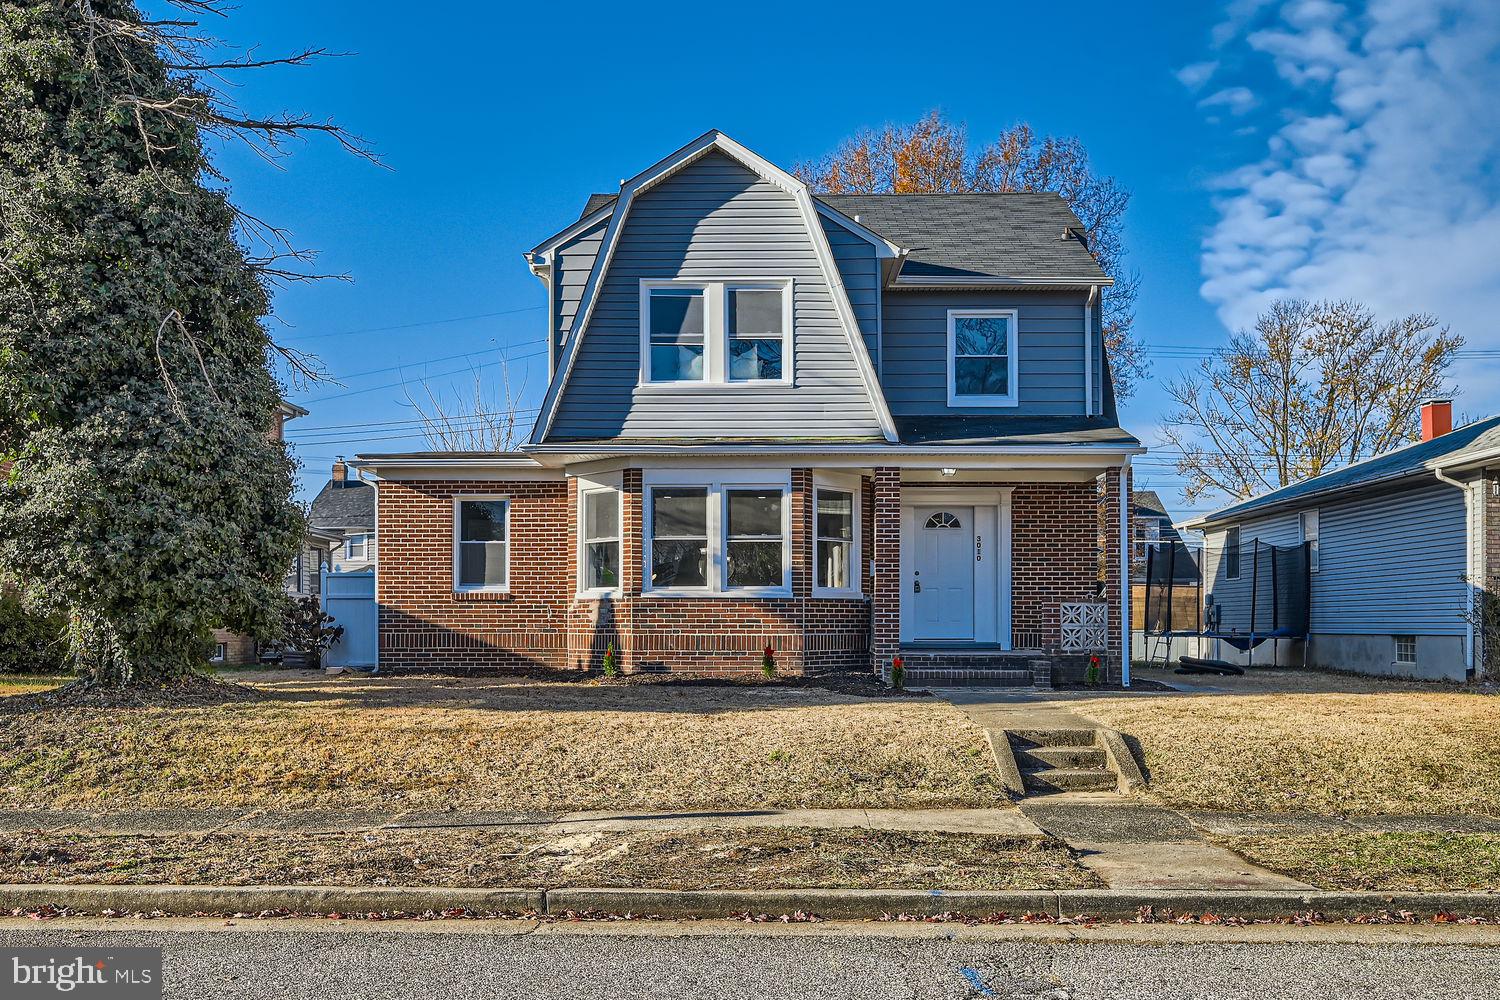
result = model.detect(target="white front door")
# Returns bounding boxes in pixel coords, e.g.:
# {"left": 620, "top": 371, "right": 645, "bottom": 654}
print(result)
{"left": 911, "top": 506, "right": 975, "bottom": 640}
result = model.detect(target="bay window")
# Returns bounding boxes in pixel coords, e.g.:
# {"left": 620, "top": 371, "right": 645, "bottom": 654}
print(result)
{"left": 814, "top": 487, "right": 857, "bottom": 594}
{"left": 454, "top": 497, "right": 509, "bottom": 592}
{"left": 581, "top": 489, "right": 621, "bottom": 592}
{"left": 650, "top": 487, "right": 710, "bottom": 589}
{"left": 947, "top": 308, "right": 1019, "bottom": 406}
{"left": 641, "top": 279, "right": 791, "bottom": 385}
{"left": 644, "top": 474, "right": 790, "bottom": 595}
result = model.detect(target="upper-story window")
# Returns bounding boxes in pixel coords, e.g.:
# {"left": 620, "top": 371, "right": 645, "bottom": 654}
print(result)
{"left": 641, "top": 280, "right": 791, "bottom": 385}
{"left": 345, "top": 532, "right": 370, "bottom": 561}
{"left": 946, "top": 308, "right": 1018, "bottom": 407}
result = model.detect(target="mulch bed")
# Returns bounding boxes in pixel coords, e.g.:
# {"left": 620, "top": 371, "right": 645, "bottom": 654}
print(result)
{"left": 0, "top": 674, "right": 265, "bottom": 711}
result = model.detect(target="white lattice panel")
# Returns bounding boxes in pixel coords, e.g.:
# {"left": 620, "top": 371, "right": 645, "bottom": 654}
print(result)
{"left": 1060, "top": 603, "right": 1108, "bottom": 652}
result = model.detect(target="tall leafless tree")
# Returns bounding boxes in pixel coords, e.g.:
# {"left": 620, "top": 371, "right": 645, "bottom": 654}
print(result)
{"left": 404, "top": 363, "right": 529, "bottom": 452}
{"left": 1162, "top": 299, "right": 1463, "bottom": 503}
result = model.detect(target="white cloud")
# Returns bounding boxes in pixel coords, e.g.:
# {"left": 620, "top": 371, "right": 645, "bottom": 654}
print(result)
{"left": 1198, "top": 86, "right": 1260, "bottom": 115}
{"left": 1198, "top": 0, "right": 1500, "bottom": 408}
{"left": 1176, "top": 60, "right": 1220, "bottom": 90}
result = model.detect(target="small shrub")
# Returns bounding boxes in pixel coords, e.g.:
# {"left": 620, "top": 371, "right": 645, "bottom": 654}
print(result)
{"left": 270, "top": 596, "right": 344, "bottom": 668}
{"left": 762, "top": 644, "right": 777, "bottom": 679}
{"left": 891, "top": 655, "right": 905, "bottom": 690}
{"left": 601, "top": 642, "right": 619, "bottom": 678}
{"left": 0, "top": 592, "right": 70, "bottom": 674}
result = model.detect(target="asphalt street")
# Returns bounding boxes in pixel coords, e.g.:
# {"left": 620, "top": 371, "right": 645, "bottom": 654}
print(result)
{"left": 5, "top": 921, "right": 1500, "bottom": 999}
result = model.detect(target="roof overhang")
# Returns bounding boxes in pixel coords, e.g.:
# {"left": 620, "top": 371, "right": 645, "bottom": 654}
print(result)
{"left": 890, "top": 275, "right": 1113, "bottom": 290}
{"left": 350, "top": 453, "right": 563, "bottom": 483}
{"left": 277, "top": 400, "right": 309, "bottom": 421}
{"left": 523, "top": 441, "right": 1143, "bottom": 471}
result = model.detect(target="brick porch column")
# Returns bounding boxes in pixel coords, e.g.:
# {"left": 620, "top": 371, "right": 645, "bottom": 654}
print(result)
{"left": 1100, "top": 464, "right": 1130, "bottom": 683}
{"left": 871, "top": 467, "right": 902, "bottom": 677}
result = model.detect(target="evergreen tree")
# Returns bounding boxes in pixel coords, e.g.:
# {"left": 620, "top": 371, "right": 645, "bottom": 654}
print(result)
{"left": 0, "top": 1, "right": 367, "bottom": 686}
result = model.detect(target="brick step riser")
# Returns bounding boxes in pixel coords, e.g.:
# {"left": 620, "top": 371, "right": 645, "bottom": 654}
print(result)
{"left": 902, "top": 671, "right": 1035, "bottom": 688}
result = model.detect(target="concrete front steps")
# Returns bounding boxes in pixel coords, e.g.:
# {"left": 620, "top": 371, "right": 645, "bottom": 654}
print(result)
{"left": 1009, "top": 729, "right": 1130, "bottom": 796}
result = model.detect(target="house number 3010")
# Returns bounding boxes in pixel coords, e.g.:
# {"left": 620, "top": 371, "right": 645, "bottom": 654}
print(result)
{"left": 975, "top": 534, "right": 983, "bottom": 562}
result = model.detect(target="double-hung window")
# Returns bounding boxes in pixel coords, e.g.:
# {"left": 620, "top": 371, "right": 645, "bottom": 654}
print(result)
{"left": 947, "top": 308, "right": 1019, "bottom": 406}
{"left": 580, "top": 489, "right": 621, "bottom": 592}
{"left": 346, "top": 532, "right": 369, "bottom": 561}
{"left": 455, "top": 498, "right": 509, "bottom": 592}
{"left": 650, "top": 487, "right": 710, "bottom": 589}
{"left": 645, "top": 475, "right": 790, "bottom": 595}
{"left": 814, "top": 486, "right": 859, "bottom": 594}
{"left": 727, "top": 287, "right": 786, "bottom": 381}
{"left": 645, "top": 286, "right": 707, "bottom": 382}
{"left": 642, "top": 280, "right": 791, "bottom": 385}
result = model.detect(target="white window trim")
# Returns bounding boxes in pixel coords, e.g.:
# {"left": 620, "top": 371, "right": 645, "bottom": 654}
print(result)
{"left": 813, "top": 475, "right": 863, "bottom": 598}
{"left": 946, "top": 308, "right": 1020, "bottom": 408}
{"left": 638, "top": 278, "right": 794, "bottom": 388}
{"left": 1393, "top": 634, "right": 1417, "bottom": 665}
{"left": 577, "top": 484, "right": 623, "bottom": 597}
{"left": 643, "top": 469, "right": 792, "bottom": 597}
{"left": 452, "top": 494, "right": 511, "bottom": 593}
{"left": 211, "top": 642, "right": 227, "bottom": 663}
{"left": 345, "top": 531, "right": 369, "bottom": 561}
{"left": 1300, "top": 509, "right": 1320, "bottom": 573}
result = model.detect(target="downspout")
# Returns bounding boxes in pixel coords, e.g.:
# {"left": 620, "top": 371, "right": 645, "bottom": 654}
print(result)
{"left": 1084, "top": 285, "right": 1098, "bottom": 417}
{"left": 1119, "top": 455, "right": 1131, "bottom": 687}
{"left": 1434, "top": 467, "right": 1477, "bottom": 675}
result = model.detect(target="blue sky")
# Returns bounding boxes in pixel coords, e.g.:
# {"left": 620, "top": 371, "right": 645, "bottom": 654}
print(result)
{"left": 178, "top": 1, "right": 1500, "bottom": 519}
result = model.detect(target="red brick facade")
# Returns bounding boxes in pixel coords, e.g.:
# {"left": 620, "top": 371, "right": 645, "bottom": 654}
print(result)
{"left": 376, "top": 465, "right": 1128, "bottom": 678}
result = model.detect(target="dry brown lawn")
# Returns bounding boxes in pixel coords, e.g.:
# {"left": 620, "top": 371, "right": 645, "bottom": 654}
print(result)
{"left": 0, "top": 826, "right": 1094, "bottom": 891}
{"left": 1218, "top": 832, "right": 1500, "bottom": 891}
{"left": 1071, "top": 668, "right": 1500, "bottom": 816}
{"left": 0, "top": 672, "right": 1005, "bottom": 812}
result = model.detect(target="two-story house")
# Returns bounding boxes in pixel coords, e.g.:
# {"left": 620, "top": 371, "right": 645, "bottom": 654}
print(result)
{"left": 355, "top": 132, "right": 1144, "bottom": 684}
{"left": 310, "top": 458, "right": 377, "bottom": 572}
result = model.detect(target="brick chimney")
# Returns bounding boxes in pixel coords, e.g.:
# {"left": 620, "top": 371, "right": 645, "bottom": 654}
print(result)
{"left": 1421, "top": 399, "right": 1453, "bottom": 441}
{"left": 332, "top": 457, "right": 348, "bottom": 484}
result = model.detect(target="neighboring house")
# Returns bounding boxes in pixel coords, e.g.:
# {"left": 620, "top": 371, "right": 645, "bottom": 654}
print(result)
{"left": 1182, "top": 400, "right": 1498, "bottom": 681}
{"left": 310, "top": 459, "right": 377, "bottom": 572}
{"left": 1131, "top": 489, "right": 1199, "bottom": 583}
{"left": 354, "top": 131, "right": 1144, "bottom": 683}
{"left": 211, "top": 402, "right": 340, "bottom": 666}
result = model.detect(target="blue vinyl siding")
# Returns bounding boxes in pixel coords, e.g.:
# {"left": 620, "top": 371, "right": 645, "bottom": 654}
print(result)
{"left": 547, "top": 151, "right": 883, "bottom": 440}
{"left": 879, "top": 290, "right": 1090, "bottom": 416}
{"left": 1201, "top": 480, "right": 1469, "bottom": 637}
{"left": 820, "top": 216, "right": 880, "bottom": 365}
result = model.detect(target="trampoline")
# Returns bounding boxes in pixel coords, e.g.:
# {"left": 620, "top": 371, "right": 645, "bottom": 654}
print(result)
{"left": 1144, "top": 538, "right": 1312, "bottom": 669}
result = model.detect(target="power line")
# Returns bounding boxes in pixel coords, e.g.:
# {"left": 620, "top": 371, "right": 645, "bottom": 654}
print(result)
{"left": 278, "top": 305, "right": 547, "bottom": 343}
{"left": 297, "top": 349, "right": 549, "bottom": 403}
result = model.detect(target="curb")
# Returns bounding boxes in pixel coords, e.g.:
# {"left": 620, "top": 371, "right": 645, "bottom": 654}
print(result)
{"left": 3, "top": 884, "right": 1498, "bottom": 921}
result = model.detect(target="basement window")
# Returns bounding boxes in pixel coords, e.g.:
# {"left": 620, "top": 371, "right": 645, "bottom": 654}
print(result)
{"left": 1394, "top": 635, "right": 1417, "bottom": 665}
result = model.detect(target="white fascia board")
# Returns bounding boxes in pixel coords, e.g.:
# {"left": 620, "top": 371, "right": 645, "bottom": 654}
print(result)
{"left": 1430, "top": 444, "right": 1500, "bottom": 474}
{"left": 530, "top": 129, "right": 900, "bottom": 446}
{"left": 529, "top": 203, "right": 615, "bottom": 258}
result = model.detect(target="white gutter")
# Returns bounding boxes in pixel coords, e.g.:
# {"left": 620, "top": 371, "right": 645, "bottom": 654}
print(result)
{"left": 1434, "top": 466, "right": 1478, "bottom": 676}
{"left": 523, "top": 443, "right": 1146, "bottom": 457}
{"left": 1119, "top": 456, "right": 1132, "bottom": 688}
{"left": 1084, "top": 285, "right": 1098, "bottom": 418}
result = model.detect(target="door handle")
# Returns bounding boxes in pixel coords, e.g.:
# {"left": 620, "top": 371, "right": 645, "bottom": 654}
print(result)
{"left": 913, "top": 579, "right": 921, "bottom": 593}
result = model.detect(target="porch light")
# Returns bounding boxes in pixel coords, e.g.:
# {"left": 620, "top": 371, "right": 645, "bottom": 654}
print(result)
{"left": 940, "top": 468, "right": 957, "bottom": 477}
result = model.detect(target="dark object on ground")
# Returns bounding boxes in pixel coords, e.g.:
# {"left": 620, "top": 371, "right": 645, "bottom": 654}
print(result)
{"left": 0, "top": 674, "right": 265, "bottom": 711}
{"left": 1175, "top": 657, "right": 1245, "bottom": 676}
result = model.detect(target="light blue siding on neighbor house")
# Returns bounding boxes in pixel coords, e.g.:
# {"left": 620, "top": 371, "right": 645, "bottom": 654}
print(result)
{"left": 880, "top": 290, "right": 1093, "bottom": 416}
{"left": 1200, "top": 480, "right": 1468, "bottom": 637}
{"left": 547, "top": 151, "right": 884, "bottom": 440}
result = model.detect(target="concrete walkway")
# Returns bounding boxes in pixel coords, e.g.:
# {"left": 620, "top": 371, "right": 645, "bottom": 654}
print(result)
{"left": 936, "top": 687, "right": 1103, "bottom": 732}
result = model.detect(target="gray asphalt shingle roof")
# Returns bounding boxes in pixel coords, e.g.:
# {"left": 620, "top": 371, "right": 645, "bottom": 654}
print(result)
{"left": 1194, "top": 414, "right": 1500, "bottom": 526}
{"left": 574, "top": 191, "right": 1108, "bottom": 283}
{"left": 893, "top": 415, "right": 1139, "bottom": 448}
{"left": 309, "top": 479, "right": 376, "bottom": 533}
